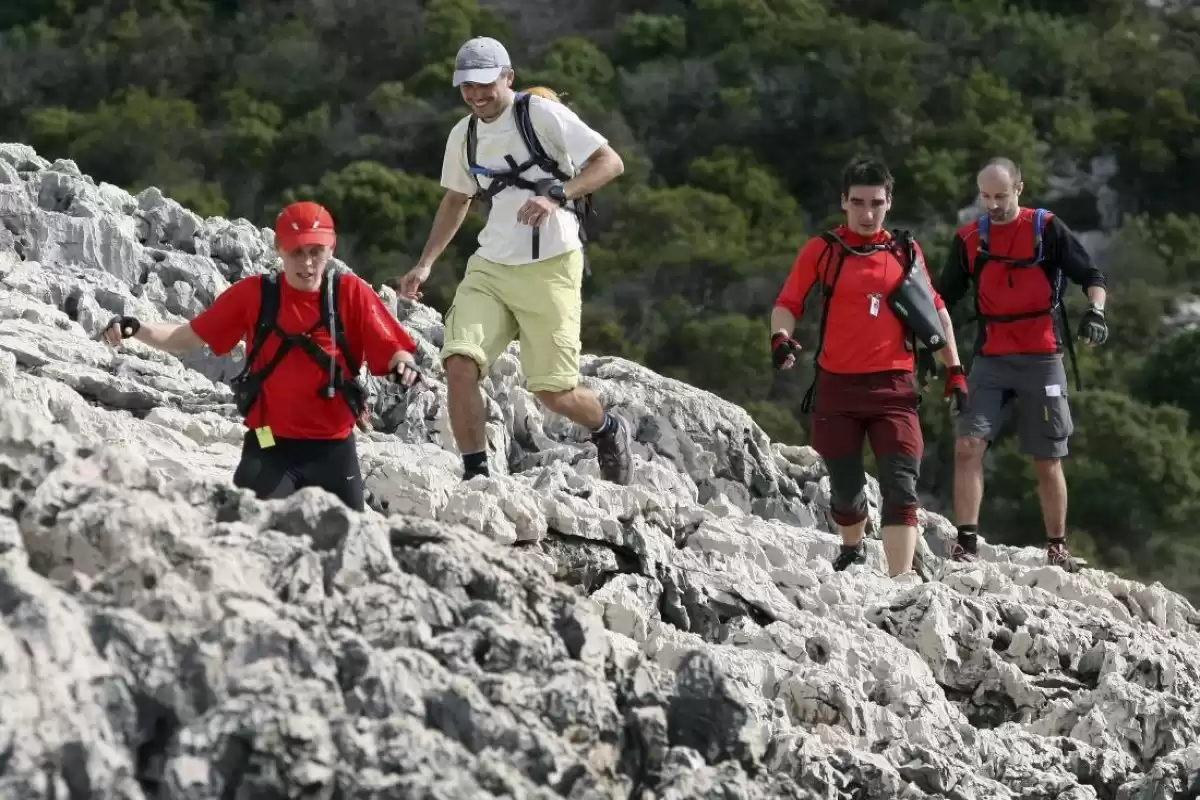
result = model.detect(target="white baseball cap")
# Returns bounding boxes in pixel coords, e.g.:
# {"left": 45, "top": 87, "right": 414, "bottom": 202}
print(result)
{"left": 452, "top": 37, "right": 512, "bottom": 87}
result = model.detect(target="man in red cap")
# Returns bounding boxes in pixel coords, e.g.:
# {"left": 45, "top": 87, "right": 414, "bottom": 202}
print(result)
{"left": 101, "top": 200, "right": 421, "bottom": 511}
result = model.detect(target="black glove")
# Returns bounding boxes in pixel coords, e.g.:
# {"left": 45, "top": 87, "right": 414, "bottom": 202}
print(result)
{"left": 771, "top": 332, "right": 802, "bottom": 370}
{"left": 389, "top": 359, "right": 423, "bottom": 388}
{"left": 106, "top": 315, "right": 140, "bottom": 339}
{"left": 1077, "top": 305, "right": 1107, "bottom": 345}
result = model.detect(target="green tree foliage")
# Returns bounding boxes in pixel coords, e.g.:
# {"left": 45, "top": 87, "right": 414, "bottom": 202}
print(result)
{"left": 3, "top": 0, "right": 1199, "bottom": 597}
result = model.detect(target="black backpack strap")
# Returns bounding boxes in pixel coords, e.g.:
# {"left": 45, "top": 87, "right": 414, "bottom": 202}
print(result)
{"left": 799, "top": 233, "right": 846, "bottom": 414}
{"left": 281, "top": 269, "right": 366, "bottom": 417}
{"left": 241, "top": 273, "right": 280, "bottom": 375}
{"left": 463, "top": 93, "right": 596, "bottom": 264}
{"left": 514, "top": 93, "right": 571, "bottom": 182}
{"left": 229, "top": 272, "right": 287, "bottom": 418}
{"left": 324, "top": 270, "right": 355, "bottom": 367}
{"left": 319, "top": 270, "right": 360, "bottom": 382}
{"left": 515, "top": 92, "right": 597, "bottom": 267}
{"left": 465, "top": 115, "right": 482, "bottom": 195}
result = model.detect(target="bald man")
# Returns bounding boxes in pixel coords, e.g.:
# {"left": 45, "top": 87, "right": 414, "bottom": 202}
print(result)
{"left": 936, "top": 157, "right": 1109, "bottom": 572}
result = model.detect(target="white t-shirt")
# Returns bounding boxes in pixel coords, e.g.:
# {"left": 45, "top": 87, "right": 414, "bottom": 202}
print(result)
{"left": 440, "top": 94, "right": 608, "bottom": 265}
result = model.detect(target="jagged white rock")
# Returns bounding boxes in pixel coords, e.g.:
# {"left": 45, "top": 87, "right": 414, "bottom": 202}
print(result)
{"left": 1, "top": 142, "right": 1198, "bottom": 799}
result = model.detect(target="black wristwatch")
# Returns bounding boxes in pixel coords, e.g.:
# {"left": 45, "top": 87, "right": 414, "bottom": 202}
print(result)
{"left": 538, "top": 180, "right": 568, "bottom": 207}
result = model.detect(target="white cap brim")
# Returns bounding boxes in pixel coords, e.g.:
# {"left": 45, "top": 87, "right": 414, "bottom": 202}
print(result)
{"left": 452, "top": 66, "right": 503, "bottom": 87}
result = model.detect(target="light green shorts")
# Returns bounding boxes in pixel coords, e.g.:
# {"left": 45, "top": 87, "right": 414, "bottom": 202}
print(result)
{"left": 440, "top": 248, "right": 585, "bottom": 393}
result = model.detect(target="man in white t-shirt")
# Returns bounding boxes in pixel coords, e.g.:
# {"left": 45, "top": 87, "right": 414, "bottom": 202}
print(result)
{"left": 400, "top": 36, "right": 632, "bottom": 484}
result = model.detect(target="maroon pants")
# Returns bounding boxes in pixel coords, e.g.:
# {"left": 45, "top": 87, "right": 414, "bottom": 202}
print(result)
{"left": 810, "top": 369, "right": 923, "bottom": 527}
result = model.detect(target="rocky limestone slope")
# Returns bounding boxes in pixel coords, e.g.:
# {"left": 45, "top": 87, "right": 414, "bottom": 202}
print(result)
{"left": 1, "top": 142, "right": 1199, "bottom": 800}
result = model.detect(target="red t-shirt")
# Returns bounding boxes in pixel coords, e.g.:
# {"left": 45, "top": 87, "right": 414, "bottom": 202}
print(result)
{"left": 190, "top": 271, "right": 417, "bottom": 439}
{"left": 774, "top": 227, "right": 946, "bottom": 374}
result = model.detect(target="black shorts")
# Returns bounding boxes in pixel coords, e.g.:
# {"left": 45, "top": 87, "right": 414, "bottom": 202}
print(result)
{"left": 231, "top": 431, "right": 365, "bottom": 511}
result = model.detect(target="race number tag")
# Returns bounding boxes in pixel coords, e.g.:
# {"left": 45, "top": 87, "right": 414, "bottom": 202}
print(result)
{"left": 868, "top": 293, "right": 881, "bottom": 317}
{"left": 255, "top": 426, "right": 276, "bottom": 448}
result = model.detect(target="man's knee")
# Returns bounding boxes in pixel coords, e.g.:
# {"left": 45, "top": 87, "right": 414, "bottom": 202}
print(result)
{"left": 955, "top": 435, "right": 988, "bottom": 464}
{"left": 1034, "top": 456, "right": 1063, "bottom": 479}
{"left": 877, "top": 453, "right": 919, "bottom": 527}
{"left": 824, "top": 453, "right": 869, "bottom": 526}
{"left": 534, "top": 386, "right": 573, "bottom": 414}
{"left": 443, "top": 353, "right": 482, "bottom": 384}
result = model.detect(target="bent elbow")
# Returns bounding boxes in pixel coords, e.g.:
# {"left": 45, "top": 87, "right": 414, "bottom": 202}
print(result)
{"left": 609, "top": 151, "right": 625, "bottom": 177}
{"left": 174, "top": 322, "right": 213, "bottom": 353}
{"left": 444, "top": 189, "right": 473, "bottom": 208}
{"left": 609, "top": 151, "right": 625, "bottom": 178}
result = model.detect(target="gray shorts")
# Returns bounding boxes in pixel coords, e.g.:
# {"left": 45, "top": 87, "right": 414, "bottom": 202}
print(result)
{"left": 955, "top": 354, "right": 1074, "bottom": 459}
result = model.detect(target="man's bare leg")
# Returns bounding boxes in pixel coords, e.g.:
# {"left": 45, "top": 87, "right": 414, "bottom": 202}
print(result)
{"left": 949, "top": 435, "right": 989, "bottom": 560}
{"left": 536, "top": 385, "right": 634, "bottom": 485}
{"left": 445, "top": 354, "right": 489, "bottom": 477}
{"left": 840, "top": 518, "right": 867, "bottom": 548}
{"left": 953, "top": 435, "right": 987, "bottom": 525}
{"left": 1034, "top": 456, "right": 1080, "bottom": 570}
{"left": 535, "top": 387, "right": 605, "bottom": 430}
{"left": 1033, "top": 457, "right": 1068, "bottom": 538}
{"left": 881, "top": 524, "right": 918, "bottom": 576}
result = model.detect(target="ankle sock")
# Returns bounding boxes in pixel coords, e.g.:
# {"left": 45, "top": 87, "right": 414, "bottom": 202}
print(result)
{"left": 955, "top": 524, "right": 978, "bottom": 552}
{"left": 1047, "top": 535, "right": 1066, "bottom": 549}
{"left": 592, "top": 412, "right": 614, "bottom": 437}
{"left": 462, "top": 450, "right": 489, "bottom": 476}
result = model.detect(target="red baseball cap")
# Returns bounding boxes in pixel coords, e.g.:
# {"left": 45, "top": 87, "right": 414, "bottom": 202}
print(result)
{"left": 275, "top": 201, "right": 336, "bottom": 251}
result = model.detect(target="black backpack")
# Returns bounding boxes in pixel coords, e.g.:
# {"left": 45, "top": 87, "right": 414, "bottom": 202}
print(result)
{"left": 465, "top": 91, "right": 596, "bottom": 266}
{"left": 228, "top": 269, "right": 366, "bottom": 421}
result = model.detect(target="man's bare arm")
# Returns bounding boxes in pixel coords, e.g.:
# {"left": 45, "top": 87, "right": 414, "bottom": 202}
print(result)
{"left": 565, "top": 144, "right": 624, "bottom": 199}
{"left": 770, "top": 307, "right": 798, "bottom": 339}
{"left": 134, "top": 322, "right": 205, "bottom": 354}
{"left": 415, "top": 190, "right": 474, "bottom": 270}
{"left": 935, "top": 308, "right": 962, "bottom": 368}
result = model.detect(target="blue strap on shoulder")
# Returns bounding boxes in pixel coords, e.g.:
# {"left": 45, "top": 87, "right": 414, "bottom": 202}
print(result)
{"left": 1032, "top": 207, "right": 1047, "bottom": 262}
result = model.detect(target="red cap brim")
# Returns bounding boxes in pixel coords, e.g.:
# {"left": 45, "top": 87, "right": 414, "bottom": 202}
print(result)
{"left": 277, "top": 230, "right": 336, "bottom": 251}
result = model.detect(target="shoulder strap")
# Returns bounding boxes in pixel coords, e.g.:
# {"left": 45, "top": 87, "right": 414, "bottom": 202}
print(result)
{"left": 465, "top": 115, "right": 479, "bottom": 169}
{"left": 817, "top": 231, "right": 843, "bottom": 294}
{"left": 465, "top": 115, "right": 483, "bottom": 193}
{"left": 890, "top": 228, "right": 916, "bottom": 273}
{"left": 319, "top": 270, "right": 357, "bottom": 370}
{"left": 243, "top": 273, "right": 280, "bottom": 371}
{"left": 513, "top": 92, "right": 571, "bottom": 181}
{"left": 800, "top": 233, "right": 847, "bottom": 414}
{"left": 1032, "top": 207, "right": 1048, "bottom": 262}
{"left": 977, "top": 214, "right": 990, "bottom": 252}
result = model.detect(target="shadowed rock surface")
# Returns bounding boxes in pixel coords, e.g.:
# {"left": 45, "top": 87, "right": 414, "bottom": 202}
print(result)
{"left": 1, "top": 142, "right": 1198, "bottom": 799}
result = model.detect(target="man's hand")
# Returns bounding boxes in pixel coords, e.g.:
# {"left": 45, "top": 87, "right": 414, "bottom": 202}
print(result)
{"left": 771, "top": 332, "right": 802, "bottom": 370}
{"left": 101, "top": 315, "right": 140, "bottom": 346}
{"left": 1077, "top": 305, "right": 1108, "bottom": 346}
{"left": 944, "top": 364, "right": 968, "bottom": 414}
{"left": 388, "top": 350, "right": 422, "bottom": 388}
{"left": 398, "top": 264, "right": 431, "bottom": 301}
{"left": 517, "top": 196, "right": 559, "bottom": 228}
